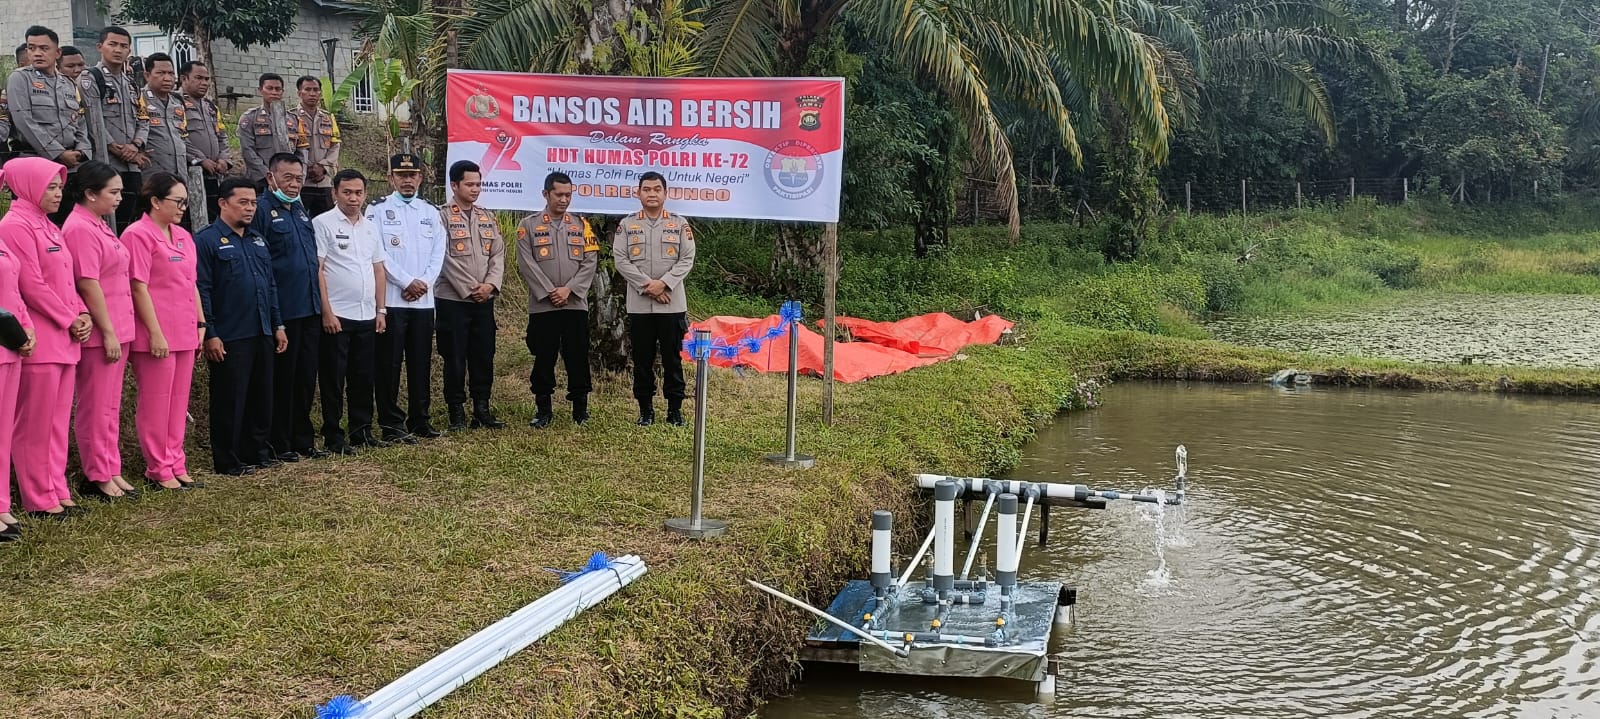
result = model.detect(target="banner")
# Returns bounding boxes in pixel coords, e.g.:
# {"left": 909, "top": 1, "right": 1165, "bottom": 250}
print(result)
{"left": 445, "top": 70, "right": 845, "bottom": 222}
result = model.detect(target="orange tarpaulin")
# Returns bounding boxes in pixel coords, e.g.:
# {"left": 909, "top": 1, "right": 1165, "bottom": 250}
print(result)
{"left": 830, "top": 313, "right": 1014, "bottom": 357}
{"left": 684, "top": 312, "right": 1013, "bottom": 383}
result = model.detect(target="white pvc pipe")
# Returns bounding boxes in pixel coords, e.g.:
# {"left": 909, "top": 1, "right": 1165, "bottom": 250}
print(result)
{"left": 960, "top": 491, "right": 997, "bottom": 580}
{"left": 1016, "top": 495, "right": 1036, "bottom": 551}
{"left": 354, "top": 556, "right": 647, "bottom": 719}
{"left": 747, "top": 580, "right": 910, "bottom": 657}
{"left": 895, "top": 527, "right": 936, "bottom": 589}
{"left": 933, "top": 489, "right": 956, "bottom": 581}
{"left": 996, "top": 501, "right": 1018, "bottom": 575}
{"left": 871, "top": 527, "right": 892, "bottom": 576}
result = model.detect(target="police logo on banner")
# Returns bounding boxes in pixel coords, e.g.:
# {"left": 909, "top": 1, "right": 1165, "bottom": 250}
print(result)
{"left": 764, "top": 140, "right": 824, "bottom": 201}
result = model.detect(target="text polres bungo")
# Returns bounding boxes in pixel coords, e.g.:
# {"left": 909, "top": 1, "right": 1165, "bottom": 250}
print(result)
{"left": 511, "top": 96, "right": 782, "bottom": 130}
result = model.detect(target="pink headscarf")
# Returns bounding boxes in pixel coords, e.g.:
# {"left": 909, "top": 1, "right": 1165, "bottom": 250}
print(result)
{"left": 1, "top": 156, "right": 68, "bottom": 221}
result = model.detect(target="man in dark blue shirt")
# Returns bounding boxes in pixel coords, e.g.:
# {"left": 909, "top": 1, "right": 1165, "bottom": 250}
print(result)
{"left": 197, "top": 177, "right": 289, "bottom": 476}
{"left": 253, "top": 152, "right": 326, "bottom": 464}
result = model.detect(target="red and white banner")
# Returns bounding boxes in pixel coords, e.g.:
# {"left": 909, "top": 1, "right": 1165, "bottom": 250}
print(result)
{"left": 445, "top": 70, "right": 844, "bottom": 222}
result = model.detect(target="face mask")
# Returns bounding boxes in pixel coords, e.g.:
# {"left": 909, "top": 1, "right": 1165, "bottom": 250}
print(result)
{"left": 273, "top": 189, "right": 299, "bottom": 204}
{"left": 397, "top": 191, "right": 415, "bottom": 204}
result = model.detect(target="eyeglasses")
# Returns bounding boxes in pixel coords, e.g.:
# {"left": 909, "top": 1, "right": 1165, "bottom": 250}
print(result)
{"left": 161, "top": 196, "right": 190, "bottom": 209}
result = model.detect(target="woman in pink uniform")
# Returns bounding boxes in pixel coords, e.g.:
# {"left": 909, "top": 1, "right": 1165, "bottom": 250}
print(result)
{"left": 0, "top": 165, "right": 40, "bottom": 540}
{"left": 126, "top": 172, "right": 204, "bottom": 490}
{"left": 2, "top": 156, "right": 94, "bottom": 519}
{"left": 64, "top": 161, "right": 138, "bottom": 500}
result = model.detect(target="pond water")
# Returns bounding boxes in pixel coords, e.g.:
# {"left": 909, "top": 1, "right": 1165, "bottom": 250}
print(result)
{"left": 1205, "top": 293, "right": 1600, "bottom": 367}
{"left": 763, "top": 382, "right": 1600, "bottom": 718}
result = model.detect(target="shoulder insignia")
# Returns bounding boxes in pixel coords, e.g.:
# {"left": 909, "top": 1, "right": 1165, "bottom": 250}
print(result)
{"left": 516, "top": 227, "right": 527, "bottom": 240}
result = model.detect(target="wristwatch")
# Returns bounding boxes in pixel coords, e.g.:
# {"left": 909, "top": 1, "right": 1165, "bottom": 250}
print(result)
{"left": 377, "top": 308, "right": 388, "bottom": 315}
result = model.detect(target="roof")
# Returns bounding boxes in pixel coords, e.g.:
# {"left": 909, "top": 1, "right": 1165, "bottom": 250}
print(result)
{"left": 309, "top": 0, "right": 362, "bottom": 10}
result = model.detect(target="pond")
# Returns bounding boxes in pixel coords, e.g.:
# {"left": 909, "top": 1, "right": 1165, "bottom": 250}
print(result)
{"left": 1205, "top": 293, "right": 1600, "bottom": 367}
{"left": 763, "top": 382, "right": 1600, "bottom": 718}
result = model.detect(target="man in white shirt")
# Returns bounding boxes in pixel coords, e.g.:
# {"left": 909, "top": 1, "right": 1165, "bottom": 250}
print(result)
{"left": 315, "top": 168, "right": 388, "bottom": 454}
{"left": 368, "top": 153, "right": 445, "bottom": 442}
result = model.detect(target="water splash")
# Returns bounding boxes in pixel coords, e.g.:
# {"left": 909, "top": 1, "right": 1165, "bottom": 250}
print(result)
{"left": 1137, "top": 488, "right": 1177, "bottom": 594}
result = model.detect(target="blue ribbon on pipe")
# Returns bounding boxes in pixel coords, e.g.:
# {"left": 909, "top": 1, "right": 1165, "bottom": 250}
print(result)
{"left": 685, "top": 301, "right": 804, "bottom": 361}
{"left": 315, "top": 695, "right": 367, "bottom": 719}
{"left": 544, "top": 551, "right": 616, "bottom": 584}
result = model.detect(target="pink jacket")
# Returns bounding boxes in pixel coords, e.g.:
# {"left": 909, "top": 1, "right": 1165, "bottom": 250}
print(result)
{"left": 0, "top": 227, "right": 33, "bottom": 366}
{"left": 0, "top": 157, "right": 84, "bottom": 365}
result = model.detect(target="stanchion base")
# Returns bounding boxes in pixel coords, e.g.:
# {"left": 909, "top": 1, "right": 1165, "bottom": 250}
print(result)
{"left": 764, "top": 453, "right": 816, "bottom": 469}
{"left": 664, "top": 517, "right": 728, "bottom": 539}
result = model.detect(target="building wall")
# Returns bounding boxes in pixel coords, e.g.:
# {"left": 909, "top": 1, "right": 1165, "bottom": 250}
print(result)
{"left": 0, "top": 2, "right": 73, "bottom": 62}
{"left": 209, "top": 0, "right": 361, "bottom": 104}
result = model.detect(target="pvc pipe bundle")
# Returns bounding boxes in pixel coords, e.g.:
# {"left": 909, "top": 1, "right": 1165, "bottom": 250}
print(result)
{"left": 316, "top": 554, "right": 648, "bottom": 719}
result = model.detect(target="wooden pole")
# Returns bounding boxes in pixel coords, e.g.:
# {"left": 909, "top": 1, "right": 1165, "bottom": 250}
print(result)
{"left": 1349, "top": 176, "right": 1356, "bottom": 201}
{"left": 822, "top": 223, "right": 838, "bottom": 426}
{"left": 1296, "top": 181, "right": 1302, "bottom": 209}
{"left": 1184, "top": 181, "right": 1191, "bottom": 214}
{"left": 1240, "top": 178, "right": 1247, "bottom": 216}
{"left": 1402, "top": 177, "right": 1409, "bottom": 203}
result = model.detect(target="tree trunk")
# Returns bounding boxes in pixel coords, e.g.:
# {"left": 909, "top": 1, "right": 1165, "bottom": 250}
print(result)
{"left": 773, "top": 225, "right": 827, "bottom": 296}
{"left": 1394, "top": 0, "right": 1409, "bottom": 29}
{"left": 588, "top": 253, "right": 633, "bottom": 372}
{"left": 1441, "top": 0, "right": 1466, "bottom": 75}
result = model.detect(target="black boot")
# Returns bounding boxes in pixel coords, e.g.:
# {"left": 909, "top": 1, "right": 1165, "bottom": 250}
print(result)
{"left": 665, "top": 399, "right": 685, "bottom": 427}
{"left": 530, "top": 395, "right": 554, "bottom": 429}
{"left": 572, "top": 396, "right": 590, "bottom": 425}
{"left": 471, "top": 399, "right": 506, "bottom": 429}
{"left": 448, "top": 403, "right": 469, "bottom": 431}
{"left": 636, "top": 399, "right": 655, "bottom": 426}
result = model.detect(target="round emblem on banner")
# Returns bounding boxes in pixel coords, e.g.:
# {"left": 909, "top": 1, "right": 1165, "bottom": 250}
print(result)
{"left": 764, "top": 140, "right": 824, "bottom": 201}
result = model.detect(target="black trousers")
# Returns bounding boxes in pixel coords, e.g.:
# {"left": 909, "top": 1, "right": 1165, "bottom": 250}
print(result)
{"left": 112, "top": 171, "right": 142, "bottom": 232}
{"left": 208, "top": 335, "right": 275, "bottom": 472}
{"left": 301, "top": 186, "right": 333, "bottom": 219}
{"left": 628, "top": 312, "right": 688, "bottom": 402}
{"left": 437, "top": 298, "right": 497, "bottom": 405}
{"left": 270, "top": 315, "right": 321, "bottom": 454}
{"left": 377, "top": 307, "right": 435, "bottom": 432}
{"left": 525, "top": 310, "right": 592, "bottom": 401}
{"left": 319, "top": 317, "right": 376, "bottom": 448}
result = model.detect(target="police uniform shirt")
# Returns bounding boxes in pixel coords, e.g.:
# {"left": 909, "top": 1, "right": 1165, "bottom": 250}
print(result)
{"left": 5, "top": 66, "right": 88, "bottom": 161}
{"left": 516, "top": 212, "right": 599, "bottom": 314}
{"left": 437, "top": 201, "right": 505, "bottom": 302}
{"left": 610, "top": 210, "right": 696, "bottom": 314}
{"left": 292, "top": 106, "right": 340, "bottom": 188}
{"left": 0, "top": 89, "right": 11, "bottom": 148}
{"left": 313, "top": 209, "right": 384, "bottom": 321}
{"left": 182, "top": 91, "right": 230, "bottom": 171}
{"left": 78, "top": 64, "right": 148, "bottom": 172}
{"left": 142, "top": 89, "right": 190, "bottom": 177}
{"left": 196, "top": 219, "right": 282, "bottom": 342}
{"left": 238, "top": 103, "right": 307, "bottom": 181}
{"left": 367, "top": 193, "right": 445, "bottom": 310}
{"left": 251, "top": 193, "right": 320, "bottom": 321}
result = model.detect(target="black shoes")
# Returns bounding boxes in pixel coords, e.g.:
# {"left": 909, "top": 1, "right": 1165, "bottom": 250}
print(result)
{"left": 257, "top": 457, "right": 285, "bottom": 469}
{"left": 530, "top": 396, "right": 554, "bottom": 429}
{"left": 326, "top": 444, "right": 359, "bottom": 456}
{"left": 471, "top": 399, "right": 506, "bottom": 429}
{"left": 665, "top": 410, "right": 686, "bottom": 427}
{"left": 352, "top": 434, "right": 394, "bottom": 449}
{"left": 218, "top": 465, "right": 258, "bottom": 477}
{"left": 275, "top": 452, "right": 303, "bottom": 463}
{"left": 572, "top": 397, "right": 589, "bottom": 425}
{"left": 412, "top": 425, "right": 442, "bottom": 439}
{"left": 636, "top": 411, "right": 656, "bottom": 427}
{"left": 300, "top": 447, "right": 332, "bottom": 460}
{"left": 77, "top": 480, "right": 121, "bottom": 502}
{"left": 26, "top": 509, "right": 70, "bottom": 521}
{"left": 378, "top": 427, "right": 419, "bottom": 445}
{"left": 448, "top": 404, "right": 469, "bottom": 431}
{"left": 0, "top": 523, "right": 19, "bottom": 542}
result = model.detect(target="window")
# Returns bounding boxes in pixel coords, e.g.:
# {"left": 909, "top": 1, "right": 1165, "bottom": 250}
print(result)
{"left": 170, "top": 33, "right": 196, "bottom": 68}
{"left": 133, "top": 34, "right": 169, "bottom": 57}
{"left": 351, "top": 50, "right": 375, "bottom": 114}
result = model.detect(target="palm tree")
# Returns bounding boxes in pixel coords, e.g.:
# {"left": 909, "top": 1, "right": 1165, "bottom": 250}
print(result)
{"left": 700, "top": 0, "right": 1176, "bottom": 276}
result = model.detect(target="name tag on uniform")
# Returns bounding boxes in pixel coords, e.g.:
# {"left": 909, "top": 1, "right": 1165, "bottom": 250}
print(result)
{"left": 170, "top": 256, "right": 184, "bottom": 262}
{"left": 46, "top": 246, "right": 61, "bottom": 253}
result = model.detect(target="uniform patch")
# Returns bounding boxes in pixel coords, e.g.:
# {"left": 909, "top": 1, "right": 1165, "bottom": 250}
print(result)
{"left": 516, "top": 227, "right": 527, "bottom": 240}
{"left": 220, "top": 238, "right": 230, "bottom": 245}
{"left": 583, "top": 243, "right": 600, "bottom": 253}
{"left": 386, "top": 210, "right": 396, "bottom": 220}
{"left": 389, "top": 236, "right": 401, "bottom": 246}
{"left": 537, "top": 246, "right": 550, "bottom": 258}
{"left": 630, "top": 246, "right": 642, "bottom": 257}
{"left": 570, "top": 247, "right": 582, "bottom": 258}
{"left": 453, "top": 229, "right": 468, "bottom": 238}
{"left": 271, "top": 210, "right": 279, "bottom": 218}
{"left": 31, "top": 81, "right": 45, "bottom": 90}
{"left": 666, "top": 245, "right": 677, "bottom": 257}
{"left": 534, "top": 225, "right": 547, "bottom": 232}
{"left": 455, "top": 241, "right": 467, "bottom": 252}
{"left": 483, "top": 242, "right": 493, "bottom": 252}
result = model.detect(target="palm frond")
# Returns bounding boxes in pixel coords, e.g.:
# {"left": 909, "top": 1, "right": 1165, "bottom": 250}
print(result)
{"left": 1121, "top": 0, "right": 1205, "bottom": 73}
{"left": 459, "top": 0, "right": 576, "bottom": 73}
{"left": 698, "top": 0, "right": 781, "bottom": 76}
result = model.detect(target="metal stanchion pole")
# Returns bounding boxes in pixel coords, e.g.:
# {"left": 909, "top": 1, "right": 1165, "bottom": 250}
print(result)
{"left": 765, "top": 311, "right": 815, "bottom": 469}
{"left": 666, "top": 330, "right": 728, "bottom": 539}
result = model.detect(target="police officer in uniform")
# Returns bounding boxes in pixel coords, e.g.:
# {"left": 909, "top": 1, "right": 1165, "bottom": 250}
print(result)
{"left": 8, "top": 26, "right": 89, "bottom": 225}
{"left": 179, "top": 60, "right": 233, "bottom": 226}
{"left": 612, "top": 171, "right": 696, "bottom": 426}
{"left": 80, "top": 26, "right": 148, "bottom": 231}
{"left": 437, "top": 160, "right": 506, "bottom": 431}
{"left": 196, "top": 178, "right": 289, "bottom": 476}
{"left": 140, "top": 53, "right": 191, "bottom": 228}
{"left": 252, "top": 152, "right": 325, "bottom": 463}
{"left": 292, "top": 75, "right": 340, "bottom": 218}
{"left": 238, "top": 73, "right": 307, "bottom": 186}
{"left": 518, "top": 171, "right": 599, "bottom": 427}
{"left": 369, "top": 153, "right": 445, "bottom": 442}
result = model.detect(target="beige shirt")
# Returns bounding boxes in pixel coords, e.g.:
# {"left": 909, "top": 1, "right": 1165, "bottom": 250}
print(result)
{"left": 238, "top": 103, "right": 307, "bottom": 181}
{"left": 610, "top": 209, "right": 695, "bottom": 314}
{"left": 436, "top": 201, "right": 506, "bottom": 302}
{"left": 517, "top": 211, "right": 599, "bottom": 314}
{"left": 293, "top": 105, "right": 340, "bottom": 188}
